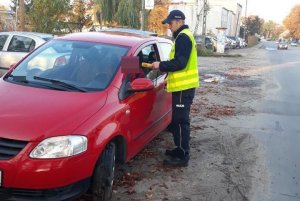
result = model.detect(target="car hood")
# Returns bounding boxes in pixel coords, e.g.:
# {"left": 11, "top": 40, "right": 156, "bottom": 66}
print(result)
{"left": 0, "top": 81, "right": 107, "bottom": 141}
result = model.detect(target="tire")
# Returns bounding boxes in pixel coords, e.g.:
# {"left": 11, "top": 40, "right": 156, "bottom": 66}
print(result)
{"left": 92, "top": 142, "right": 116, "bottom": 201}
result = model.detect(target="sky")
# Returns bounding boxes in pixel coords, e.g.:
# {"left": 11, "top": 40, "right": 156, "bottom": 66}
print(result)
{"left": 238, "top": 0, "right": 300, "bottom": 24}
{"left": 1, "top": 0, "right": 299, "bottom": 25}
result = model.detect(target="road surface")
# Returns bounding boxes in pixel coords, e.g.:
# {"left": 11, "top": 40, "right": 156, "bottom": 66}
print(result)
{"left": 228, "top": 41, "right": 300, "bottom": 201}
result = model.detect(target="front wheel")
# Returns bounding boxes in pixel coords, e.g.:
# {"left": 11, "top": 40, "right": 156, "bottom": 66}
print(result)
{"left": 92, "top": 142, "right": 116, "bottom": 201}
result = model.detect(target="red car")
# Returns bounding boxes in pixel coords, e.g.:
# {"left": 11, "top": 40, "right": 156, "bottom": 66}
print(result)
{"left": 0, "top": 31, "right": 172, "bottom": 200}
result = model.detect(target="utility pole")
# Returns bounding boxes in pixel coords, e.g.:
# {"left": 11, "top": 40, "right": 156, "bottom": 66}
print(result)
{"left": 244, "top": 0, "right": 247, "bottom": 39}
{"left": 194, "top": 0, "right": 203, "bottom": 35}
{"left": 202, "top": 0, "right": 208, "bottom": 35}
{"left": 18, "top": 0, "right": 25, "bottom": 31}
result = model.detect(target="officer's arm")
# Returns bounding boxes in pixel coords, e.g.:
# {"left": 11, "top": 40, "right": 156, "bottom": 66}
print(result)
{"left": 159, "top": 34, "right": 192, "bottom": 72}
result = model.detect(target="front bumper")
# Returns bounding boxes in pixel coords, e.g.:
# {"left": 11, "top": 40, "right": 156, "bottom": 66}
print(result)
{"left": 0, "top": 137, "right": 98, "bottom": 189}
{"left": 278, "top": 45, "right": 288, "bottom": 49}
{"left": 0, "top": 177, "right": 90, "bottom": 201}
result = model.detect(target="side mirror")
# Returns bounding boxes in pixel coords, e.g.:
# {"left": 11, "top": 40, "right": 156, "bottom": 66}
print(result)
{"left": 121, "top": 56, "right": 140, "bottom": 74}
{"left": 127, "top": 78, "right": 154, "bottom": 92}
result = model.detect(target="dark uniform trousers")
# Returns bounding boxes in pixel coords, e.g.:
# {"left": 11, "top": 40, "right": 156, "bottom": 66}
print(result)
{"left": 167, "top": 88, "right": 195, "bottom": 159}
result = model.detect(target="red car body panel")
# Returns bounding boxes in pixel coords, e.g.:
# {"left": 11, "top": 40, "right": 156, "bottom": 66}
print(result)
{"left": 0, "top": 32, "right": 172, "bottom": 196}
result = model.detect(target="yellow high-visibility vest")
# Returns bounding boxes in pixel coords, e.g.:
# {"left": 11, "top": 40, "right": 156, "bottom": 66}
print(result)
{"left": 166, "top": 29, "right": 200, "bottom": 92}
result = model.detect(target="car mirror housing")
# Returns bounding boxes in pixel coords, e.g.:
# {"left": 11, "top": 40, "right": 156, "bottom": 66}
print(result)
{"left": 128, "top": 78, "right": 154, "bottom": 92}
{"left": 121, "top": 56, "right": 140, "bottom": 74}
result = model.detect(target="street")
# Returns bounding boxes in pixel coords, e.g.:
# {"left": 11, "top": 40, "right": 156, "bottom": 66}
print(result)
{"left": 227, "top": 41, "right": 300, "bottom": 201}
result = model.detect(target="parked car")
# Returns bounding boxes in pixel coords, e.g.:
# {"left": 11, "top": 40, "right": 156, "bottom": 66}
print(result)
{"left": 237, "top": 37, "right": 247, "bottom": 48}
{"left": 0, "top": 31, "right": 172, "bottom": 200}
{"left": 227, "top": 36, "right": 240, "bottom": 48}
{"left": 278, "top": 42, "right": 288, "bottom": 50}
{"left": 0, "top": 32, "right": 53, "bottom": 76}
{"left": 194, "top": 35, "right": 214, "bottom": 51}
{"left": 207, "top": 35, "right": 217, "bottom": 52}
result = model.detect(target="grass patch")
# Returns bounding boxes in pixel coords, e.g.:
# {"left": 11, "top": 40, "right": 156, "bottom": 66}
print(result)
{"left": 209, "top": 53, "right": 242, "bottom": 57}
{"left": 197, "top": 45, "right": 242, "bottom": 57}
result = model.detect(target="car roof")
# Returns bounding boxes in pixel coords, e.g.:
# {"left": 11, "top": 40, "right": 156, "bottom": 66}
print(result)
{"left": 0, "top": 31, "right": 53, "bottom": 38}
{"left": 56, "top": 31, "right": 171, "bottom": 47}
{"left": 99, "top": 28, "right": 158, "bottom": 37}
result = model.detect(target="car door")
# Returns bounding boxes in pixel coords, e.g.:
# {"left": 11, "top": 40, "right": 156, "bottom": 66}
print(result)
{"left": 0, "top": 34, "right": 36, "bottom": 70}
{"left": 120, "top": 42, "right": 171, "bottom": 156}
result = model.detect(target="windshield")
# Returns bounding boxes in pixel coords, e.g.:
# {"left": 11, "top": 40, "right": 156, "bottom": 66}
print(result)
{"left": 6, "top": 40, "right": 129, "bottom": 92}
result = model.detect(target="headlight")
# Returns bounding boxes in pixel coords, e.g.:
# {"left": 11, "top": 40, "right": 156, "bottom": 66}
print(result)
{"left": 30, "top": 135, "right": 87, "bottom": 159}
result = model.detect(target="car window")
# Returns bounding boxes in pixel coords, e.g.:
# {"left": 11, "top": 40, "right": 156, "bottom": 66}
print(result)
{"left": 8, "top": 40, "right": 129, "bottom": 91}
{"left": 133, "top": 44, "right": 161, "bottom": 81}
{"left": 0, "top": 35, "right": 9, "bottom": 51}
{"left": 158, "top": 42, "right": 172, "bottom": 61}
{"left": 7, "top": 35, "right": 36, "bottom": 52}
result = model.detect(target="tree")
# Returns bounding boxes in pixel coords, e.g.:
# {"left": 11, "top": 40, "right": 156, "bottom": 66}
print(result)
{"left": 69, "top": 0, "right": 94, "bottom": 32}
{"left": 262, "top": 20, "right": 277, "bottom": 39}
{"left": 28, "top": 0, "right": 70, "bottom": 33}
{"left": 97, "top": 0, "right": 119, "bottom": 23}
{"left": 147, "top": 0, "right": 170, "bottom": 35}
{"left": 10, "top": 0, "right": 32, "bottom": 14}
{"left": 0, "top": 5, "right": 6, "bottom": 31}
{"left": 262, "top": 20, "right": 286, "bottom": 40}
{"left": 284, "top": 5, "right": 300, "bottom": 38}
{"left": 242, "top": 15, "right": 264, "bottom": 36}
{"left": 273, "top": 25, "right": 286, "bottom": 39}
{"left": 96, "top": 0, "right": 143, "bottom": 29}
{"left": 114, "top": 0, "right": 141, "bottom": 29}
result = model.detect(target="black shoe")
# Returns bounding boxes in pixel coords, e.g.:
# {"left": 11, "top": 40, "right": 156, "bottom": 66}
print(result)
{"left": 163, "top": 157, "right": 189, "bottom": 167}
{"left": 165, "top": 147, "right": 184, "bottom": 158}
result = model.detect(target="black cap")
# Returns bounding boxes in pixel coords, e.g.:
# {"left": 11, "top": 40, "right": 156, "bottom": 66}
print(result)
{"left": 162, "top": 10, "right": 185, "bottom": 24}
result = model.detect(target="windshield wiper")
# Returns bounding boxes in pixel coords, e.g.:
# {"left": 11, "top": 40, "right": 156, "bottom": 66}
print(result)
{"left": 33, "top": 76, "right": 87, "bottom": 92}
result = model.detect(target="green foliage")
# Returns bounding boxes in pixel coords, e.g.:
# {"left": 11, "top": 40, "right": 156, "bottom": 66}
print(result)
{"left": 10, "top": 0, "right": 32, "bottom": 14}
{"left": 96, "top": 0, "right": 142, "bottom": 28}
{"left": 115, "top": 0, "right": 140, "bottom": 28}
{"left": 97, "top": 0, "right": 119, "bottom": 22}
{"left": 242, "top": 15, "right": 264, "bottom": 36}
{"left": 196, "top": 44, "right": 212, "bottom": 56}
{"left": 28, "top": 0, "right": 70, "bottom": 33}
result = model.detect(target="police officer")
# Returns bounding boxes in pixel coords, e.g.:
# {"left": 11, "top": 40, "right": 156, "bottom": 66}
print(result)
{"left": 152, "top": 10, "right": 199, "bottom": 167}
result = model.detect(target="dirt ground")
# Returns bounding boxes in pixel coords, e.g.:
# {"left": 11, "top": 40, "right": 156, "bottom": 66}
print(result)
{"left": 79, "top": 44, "right": 271, "bottom": 201}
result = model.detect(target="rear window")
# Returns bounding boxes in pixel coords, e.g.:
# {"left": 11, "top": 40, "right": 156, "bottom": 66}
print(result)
{"left": 0, "top": 35, "right": 9, "bottom": 50}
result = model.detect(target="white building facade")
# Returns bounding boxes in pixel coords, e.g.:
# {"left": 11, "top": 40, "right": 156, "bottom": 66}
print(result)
{"left": 169, "top": 0, "right": 204, "bottom": 35}
{"left": 206, "top": 0, "right": 242, "bottom": 36}
{"left": 168, "top": 0, "right": 242, "bottom": 37}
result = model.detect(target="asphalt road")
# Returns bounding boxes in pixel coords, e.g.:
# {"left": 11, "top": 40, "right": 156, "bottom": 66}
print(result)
{"left": 230, "top": 41, "right": 300, "bottom": 201}
{"left": 258, "top": 41, "right": 300, "bottom": 201}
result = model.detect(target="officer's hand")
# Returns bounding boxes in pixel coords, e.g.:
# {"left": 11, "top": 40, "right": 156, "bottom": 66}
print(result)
{"left": 152, "top": 62, "right": 160, "bottom": 70}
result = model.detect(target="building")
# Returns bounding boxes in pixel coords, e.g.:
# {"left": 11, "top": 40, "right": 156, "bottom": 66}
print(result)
{"left": 206, "top": 0, "right": 242, "bottom": 36}
{"left": 168, "top": 0, "right": 204, "bottom": 35}
{"left": 168, "top": 0, "right": 242, "bottom": 37}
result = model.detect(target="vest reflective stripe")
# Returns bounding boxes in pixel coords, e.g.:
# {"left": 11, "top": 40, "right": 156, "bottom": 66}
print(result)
{"left": 167, "top": 29, "right": 199, "bottom": 92}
